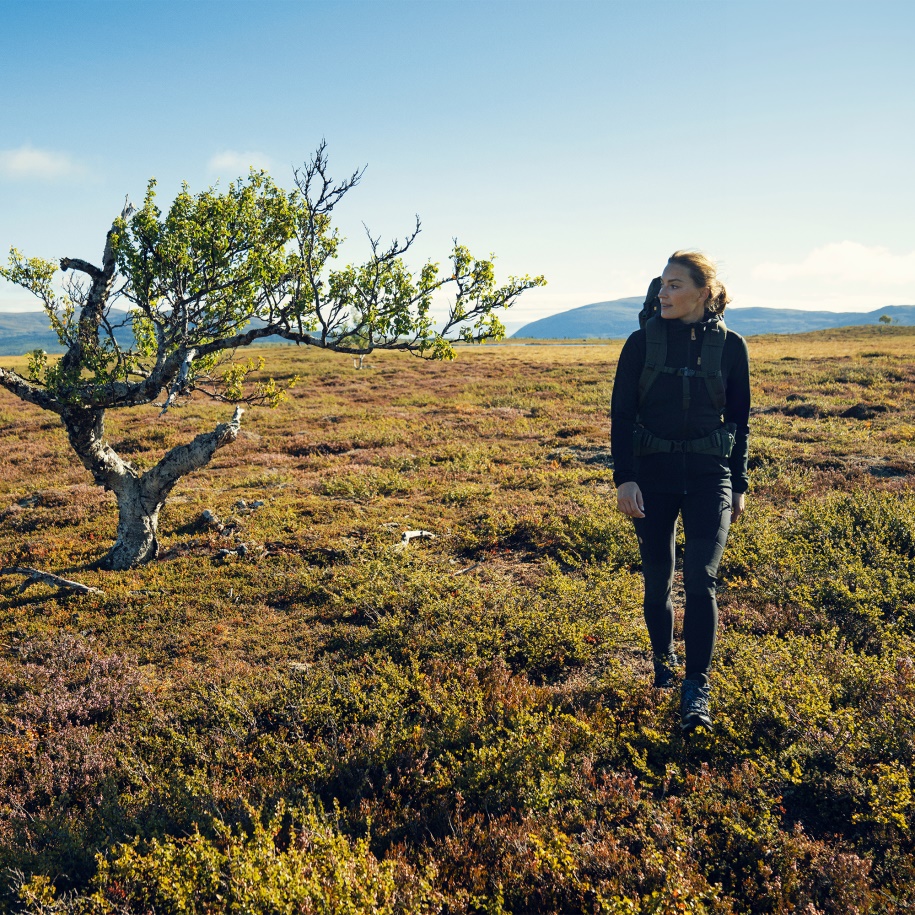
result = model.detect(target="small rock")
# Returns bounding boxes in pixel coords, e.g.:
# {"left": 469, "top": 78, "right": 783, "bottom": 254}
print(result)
{"left": 236, "top": 543, "right": 248, "bottom": 557}
{"left": 235, "top": 499, "right": 248, "bottom": 510}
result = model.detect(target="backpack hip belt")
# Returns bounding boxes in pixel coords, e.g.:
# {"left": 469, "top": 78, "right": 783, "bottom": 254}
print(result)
{"left": 632, "top": 422, "right": 737, "bottom": 458}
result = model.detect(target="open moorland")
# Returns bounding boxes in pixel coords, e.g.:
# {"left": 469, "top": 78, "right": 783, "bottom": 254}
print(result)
{"left": 2, "top": 326, "right": 915, "bottom": 913}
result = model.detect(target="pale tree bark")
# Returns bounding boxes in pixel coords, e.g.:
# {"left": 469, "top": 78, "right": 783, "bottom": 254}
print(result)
{"left": 61, "top": 405, "right": 243, "bottom": 570}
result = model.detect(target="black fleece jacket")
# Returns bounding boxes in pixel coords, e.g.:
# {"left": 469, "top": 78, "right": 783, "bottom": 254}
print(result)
{"left": 610, "top": 316, "right": 750, "bottom": 495}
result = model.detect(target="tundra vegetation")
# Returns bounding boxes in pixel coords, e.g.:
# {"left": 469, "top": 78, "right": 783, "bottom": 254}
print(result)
{"left": 1, "top": 326, "right": 914, "bottom": 913}
{"left": 0, "top": 146, "right": 543, "bottom": 571}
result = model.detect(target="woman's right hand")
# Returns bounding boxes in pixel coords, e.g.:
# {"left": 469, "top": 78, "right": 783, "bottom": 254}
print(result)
{"left": 616, "top": 482, "right": 645, "bottom": 518}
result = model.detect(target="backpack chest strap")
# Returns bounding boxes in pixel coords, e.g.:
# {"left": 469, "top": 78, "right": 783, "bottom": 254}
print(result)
{"left": 637, "top": 315, "right": 729, "bottom": 415}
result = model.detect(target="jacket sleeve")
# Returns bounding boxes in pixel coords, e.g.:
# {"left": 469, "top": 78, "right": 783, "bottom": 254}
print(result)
{"left": 610, "top": 331, "right": 644, "bottom": 487}
{"left": 725, "top": 335, "right": 751, "bottom": 494}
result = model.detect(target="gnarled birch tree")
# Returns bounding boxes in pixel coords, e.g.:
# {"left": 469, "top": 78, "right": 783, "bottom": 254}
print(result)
{"left": 0, "top": 145, "right": 545, "bottom": 570}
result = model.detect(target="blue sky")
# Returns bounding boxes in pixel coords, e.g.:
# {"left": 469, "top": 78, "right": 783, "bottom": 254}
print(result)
{"left": 2, "top": 0, "right": 914, "bottom": 326}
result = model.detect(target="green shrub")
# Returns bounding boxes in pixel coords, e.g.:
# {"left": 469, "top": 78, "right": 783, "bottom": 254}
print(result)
{"left": 723, "top": 489, "right": 915, "bottom": 650}
{"left": 17, "top": 806, "right": 440, "bottom": 915}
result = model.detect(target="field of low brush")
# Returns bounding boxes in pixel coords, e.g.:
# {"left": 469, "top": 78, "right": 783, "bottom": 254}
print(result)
{"left": 1, "top": 326, "right": 914, "bottom": 913}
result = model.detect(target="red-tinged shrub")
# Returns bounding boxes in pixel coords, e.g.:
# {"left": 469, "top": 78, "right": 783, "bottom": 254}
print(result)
{"left": 668, "top": 762, "right": 873, "bottom": 914}
{"left": 0, "top": 635, "right": 144, "bottom": 895}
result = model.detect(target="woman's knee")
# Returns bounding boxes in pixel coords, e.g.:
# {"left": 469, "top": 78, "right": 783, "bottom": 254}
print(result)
{"left": 642, "top": 561, "right": 674, "bottom": 604}
{"left": 682, "top": 558, "right": 719, "bottom": 598}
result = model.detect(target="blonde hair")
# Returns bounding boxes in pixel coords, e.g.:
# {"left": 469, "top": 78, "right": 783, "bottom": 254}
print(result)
{"left": 668, "top": 250, "right": 730, "bottom": 315}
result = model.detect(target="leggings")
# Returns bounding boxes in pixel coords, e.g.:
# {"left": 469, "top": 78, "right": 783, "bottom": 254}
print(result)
{"left": 632, "top": 486, "right": 732, "bottom": 685}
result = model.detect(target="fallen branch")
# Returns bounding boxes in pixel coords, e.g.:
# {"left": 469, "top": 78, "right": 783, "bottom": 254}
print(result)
{"left": 396, "top": 530, "right": 437, "bottom": 551}
{"left": 451, "top": 561, "right": 482, "bottom": 577}
{"left": 0, "top": 566, "right": 103, "bottom": 595}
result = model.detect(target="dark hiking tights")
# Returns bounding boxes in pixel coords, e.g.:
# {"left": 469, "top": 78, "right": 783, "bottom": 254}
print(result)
{"left": 632, "top": 487, "right": 732, "bottom": 685}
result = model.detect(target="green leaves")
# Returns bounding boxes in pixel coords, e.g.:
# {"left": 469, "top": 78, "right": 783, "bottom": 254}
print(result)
{"left": 0, "top": 248, "right": 58, "bottom": 304}
{"left": 2, "top": 147, "right": 545, "bottom": 411}
{"left": 26, "top": 348, "right": 48, "bottom": 384}
{"left": 117, "top": 171, "right": 295, "bottom": 339}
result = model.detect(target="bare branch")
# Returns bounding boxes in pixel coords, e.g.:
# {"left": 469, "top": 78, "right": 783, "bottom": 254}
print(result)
{"left": 63, "top": 272, "right": 88, "bottom": 307}
{"left": 142, "top": 407, "right": 243, "bottom": 499}
{"left": 160, "top": 348, "right": 196, "bottom": 415}
{"left": 293, "top": 140, "right": 365, "bottom": 214}
{"left": 59, "top": 257, "right": 102, "bottom": 280}
{"left": 1, "top": 566, "right": 103, "bottom": 595}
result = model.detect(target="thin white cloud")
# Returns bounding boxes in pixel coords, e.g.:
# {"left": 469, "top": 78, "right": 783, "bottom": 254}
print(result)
{"left": 0, "top": 145, "right": 82, "bottom": 180}
{"left": 207, "top": 150, "right": 273, "bottom": 176}
{"left": 754, "top": 242, "right": 915, "bottom": 286}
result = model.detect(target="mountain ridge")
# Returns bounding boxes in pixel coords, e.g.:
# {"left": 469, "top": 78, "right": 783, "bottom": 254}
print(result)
{"left": 3, "top": 303, "right": 915, "bottom": 356}
{"left": 511, "top": 299, "right": 915, "bottom": 339}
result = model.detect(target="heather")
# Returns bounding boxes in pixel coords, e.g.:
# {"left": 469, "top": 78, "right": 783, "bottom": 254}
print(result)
{"left": 1, "top": 326, "right": 914, "bottom": 913}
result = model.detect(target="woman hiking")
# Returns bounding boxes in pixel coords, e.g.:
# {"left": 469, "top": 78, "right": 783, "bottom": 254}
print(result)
{"left": 610, "top": 251, "right": 750, "bottom": 732}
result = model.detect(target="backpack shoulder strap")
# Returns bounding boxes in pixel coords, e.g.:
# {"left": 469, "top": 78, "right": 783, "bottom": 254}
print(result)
{"left": 638, "top": 315, "right": 667, "bottom": 408}
{"left": 700, "top": 317, "right": 728, "bottom": 412}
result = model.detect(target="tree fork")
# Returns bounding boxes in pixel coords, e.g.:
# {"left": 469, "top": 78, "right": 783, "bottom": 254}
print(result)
{"left": 98, "top": 407, "right": 244, "bottom": 571}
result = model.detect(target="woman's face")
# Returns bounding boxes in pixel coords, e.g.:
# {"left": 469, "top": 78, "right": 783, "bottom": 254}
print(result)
{"left": 658, "top": 263, "right": 709, "bottom": 323}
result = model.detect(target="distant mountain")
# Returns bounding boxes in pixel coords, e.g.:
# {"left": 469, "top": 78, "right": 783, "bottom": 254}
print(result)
{"left": 0, "top": 311, "right": 291, "bottom": 357}
{"left": 4, "top": 303, "right": 914, "bottom": 356}
{"left": 512, "top": 298, "right": 644, "bottom": 339}
{"left": 511, "top": 299, "right": 915, "bottom": 339}
{"left": 0, "top": 311, "right": 69, "bottom": 356}
{"left": 0, "top": 311, "right": 138, "bottom": 356}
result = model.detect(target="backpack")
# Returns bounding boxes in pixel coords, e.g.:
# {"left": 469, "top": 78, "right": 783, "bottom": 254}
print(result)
{"left": 631, "top": 277, "right": 734, "bottom": 458}
{"left": 636, "top": 276, "right": 727, "bottom": 413}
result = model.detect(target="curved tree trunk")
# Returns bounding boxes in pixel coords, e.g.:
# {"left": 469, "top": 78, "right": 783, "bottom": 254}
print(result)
{"left": 104, "top": 476, "right": 164, "bottom": 570}
{"left": 62, "top": 405, "right": 244, "bottom": 571}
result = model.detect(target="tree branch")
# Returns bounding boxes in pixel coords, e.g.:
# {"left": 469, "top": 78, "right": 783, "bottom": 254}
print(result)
{"left": 160, "top": 347, "right": 196, "bottom": 414}
{"left": 59, "top": 226, "right": 120, "bottom": 376}
{"left": 141, "top": 407, "right": 243, "bottom": 501}
{"left": 59, "top": 257, "right": 102, "bottom": 281}
{"left": 0, "top": 368, "right": 64, "bottom": 414}
{"left": 62, "top": 407, "right": 136, "bottom": 493}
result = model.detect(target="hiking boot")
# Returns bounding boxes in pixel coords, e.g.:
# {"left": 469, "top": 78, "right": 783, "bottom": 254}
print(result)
{"left": 652, "top": 650, "right": 679, "bottom": 689}
{"left": 680, "top": 679, "right": 713, "bottom": 731}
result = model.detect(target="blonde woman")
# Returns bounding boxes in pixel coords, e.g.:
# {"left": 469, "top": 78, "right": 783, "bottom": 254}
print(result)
{"left": 610, "top": 251, "right": 750, "bottom": 731}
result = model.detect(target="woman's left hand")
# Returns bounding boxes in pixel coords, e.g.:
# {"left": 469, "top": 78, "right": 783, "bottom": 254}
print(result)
{"left": 731, "top": 492, "right": 746, "bottom": 522}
